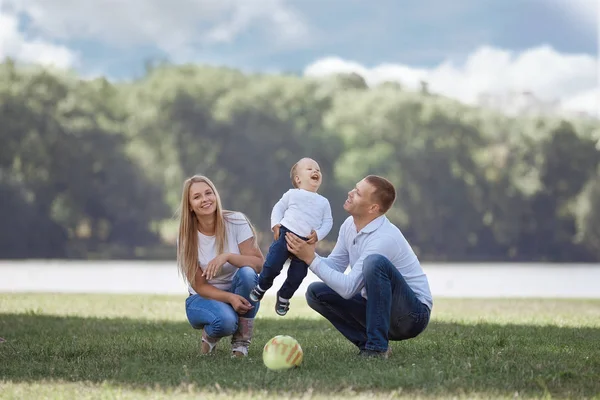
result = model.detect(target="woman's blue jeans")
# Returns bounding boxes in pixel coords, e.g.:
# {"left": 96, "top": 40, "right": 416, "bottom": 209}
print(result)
{"left": 185, "top": 266, "right": 259, "bottom": 338}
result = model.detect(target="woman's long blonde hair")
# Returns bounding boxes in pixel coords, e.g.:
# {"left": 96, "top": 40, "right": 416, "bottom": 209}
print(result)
{"left": 176, "top": 175, "right": 259, "bottom": 284}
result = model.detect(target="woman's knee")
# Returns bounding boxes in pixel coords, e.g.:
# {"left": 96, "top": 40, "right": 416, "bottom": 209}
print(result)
{"left": 236, "top": 266, "right": 258, "bottom": 284}
{"left": 362, "top": 254, "right": 389, "bottom": 277}
{"left": 185, "top": 296, "right": 238, "bottom": 336}
{"left": 205, "top": 314, "right": 238, "bottom": 337}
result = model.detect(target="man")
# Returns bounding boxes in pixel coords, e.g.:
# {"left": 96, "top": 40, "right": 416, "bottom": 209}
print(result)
{"left": 285, "top": 175, "right": 432, "bottom": 358}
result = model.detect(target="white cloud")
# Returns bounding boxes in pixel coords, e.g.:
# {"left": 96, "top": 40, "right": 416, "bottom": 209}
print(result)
{"left": 304, "top": 45, "right": 599, "bottom": 118}
{"left": 551, "top": 0, "right": 598, "bottom": 31}
{"left": 3, "top": 0, "right": 309, "bottom": 59}
{"left": 562, "top": 89, "right": 599, "bottom": 115}
{"left": 0, "top": 10, "right": 78, "bottom": 68}
{"left": 206, "top": 0, "right": 308, "bottom": 45}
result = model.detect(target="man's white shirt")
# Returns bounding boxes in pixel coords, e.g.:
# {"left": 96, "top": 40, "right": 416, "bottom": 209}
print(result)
{"left": 308, "top": 215, "right": 433, "bottom": 310}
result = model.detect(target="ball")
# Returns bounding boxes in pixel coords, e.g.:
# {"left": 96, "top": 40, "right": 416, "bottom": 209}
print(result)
{"left": 262, "top": 335, "right": 303, "bottom": 370}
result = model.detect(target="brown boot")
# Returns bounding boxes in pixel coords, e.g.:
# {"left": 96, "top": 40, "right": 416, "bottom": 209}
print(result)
{"left": 231, "top": 317, "right": 254, "bottom": 357}
{"left": 201, "top": 329, "right": 220, "bottom": 355}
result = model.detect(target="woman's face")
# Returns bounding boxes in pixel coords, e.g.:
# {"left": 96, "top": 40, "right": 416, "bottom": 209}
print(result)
{"left": 189, "top": 182, "right": 217, "bottom": 217}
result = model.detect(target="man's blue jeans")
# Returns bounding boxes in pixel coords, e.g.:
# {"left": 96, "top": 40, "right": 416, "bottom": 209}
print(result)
{"left": 185, "top": 266, "right": 259, "bottom": 338}
{"left": 257, "top": 225, "right": 309, "bottom": 300}
{"left": 306, "top": 254, "right": 430, "bottom": 352}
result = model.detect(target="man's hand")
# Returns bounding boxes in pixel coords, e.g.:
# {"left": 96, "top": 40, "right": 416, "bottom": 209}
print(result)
{"left": 273, "top": 224, "right": 281, "bottom": 240}
{"left": 203, "top": 253, "right": 229, "bottom": 280}
{"left": 306, "top": 230, "right": 318, "bottom": 245}
{"left": 229, "top": 294, "right": 254, "bottom": 315}
{"left": 285, "top": 232, "right": 316, "bottom": 265}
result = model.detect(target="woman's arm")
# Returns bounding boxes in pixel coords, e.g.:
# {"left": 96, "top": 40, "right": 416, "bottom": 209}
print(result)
{"left": 191, "top": 270, "right": 233, "bottom": 303}
{"left": 192, "top": 270, "right": 254, "bottom": 314}
{"left": 203, "top": 237, "right": 265, "bottom": 280}
{"left": 227, "top": 236, "right": 265, "bottom": 274}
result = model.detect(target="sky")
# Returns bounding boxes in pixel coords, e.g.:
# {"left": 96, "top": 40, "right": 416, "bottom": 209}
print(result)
{"left": 0, "top": 0, "right": 598, "bottom": 116}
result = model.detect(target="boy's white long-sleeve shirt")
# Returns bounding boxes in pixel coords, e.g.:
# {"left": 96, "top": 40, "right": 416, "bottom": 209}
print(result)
{"left": 271, "top": 188, "right": 333, "bottom": 240}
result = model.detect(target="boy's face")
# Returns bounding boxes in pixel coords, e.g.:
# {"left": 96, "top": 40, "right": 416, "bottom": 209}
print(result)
{"left": 294, "top": 158, "right": 322, "bottom": 192}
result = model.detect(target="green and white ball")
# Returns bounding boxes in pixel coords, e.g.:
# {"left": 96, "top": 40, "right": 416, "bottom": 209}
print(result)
{"left": 262, "top": 335, "right": 303, "bottom": 370}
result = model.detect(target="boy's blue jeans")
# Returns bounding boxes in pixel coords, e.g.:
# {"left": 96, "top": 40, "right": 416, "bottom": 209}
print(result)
{"left": 185, "top": 266, "right": 259, "bottom": 338}
{"left": 306, "top": 254, "right": 431, "bottom": 352}
{"left": 257, "top": 225, "right": 309, "bottom": 300}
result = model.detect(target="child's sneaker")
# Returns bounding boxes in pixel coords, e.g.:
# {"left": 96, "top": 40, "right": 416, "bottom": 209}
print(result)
{"left": 249, "top": 285, "right": 266, "bottom": 302}
{"left": 275, "top": 296, "right": 290, "bottom": 316}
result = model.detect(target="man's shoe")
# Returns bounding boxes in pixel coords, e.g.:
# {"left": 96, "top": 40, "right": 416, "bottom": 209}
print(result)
{"left": 358, "top": 347, "right": 392, "bottom": 359}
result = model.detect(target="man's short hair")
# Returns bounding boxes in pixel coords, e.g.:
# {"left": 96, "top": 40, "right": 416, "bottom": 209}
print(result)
{"left": 365, "top": 175, "right": 396, "bottom": 213}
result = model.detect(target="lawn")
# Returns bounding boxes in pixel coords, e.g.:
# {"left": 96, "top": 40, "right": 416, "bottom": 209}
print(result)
{"left": 1, "top": 293, "right": 599, "bottom": 399}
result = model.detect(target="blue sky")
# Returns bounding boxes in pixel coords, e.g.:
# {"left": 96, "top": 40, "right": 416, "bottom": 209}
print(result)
{"left": 0, "top": 0, "right": 597, "bottom": 115}
{"left": 281, "top": 0, "right": 595, "bottom": 69}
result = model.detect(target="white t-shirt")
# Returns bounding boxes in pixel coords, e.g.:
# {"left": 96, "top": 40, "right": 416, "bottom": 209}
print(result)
{"left": 187, "top": 212, "right": 254, "bottom": 294}
{"left": 271, "top": 188, "right": 333, "bottom": 240}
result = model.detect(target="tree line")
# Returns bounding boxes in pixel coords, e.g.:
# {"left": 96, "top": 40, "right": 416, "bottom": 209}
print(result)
{"left": 1, "top": 60, "right": 599, "bottom": 262}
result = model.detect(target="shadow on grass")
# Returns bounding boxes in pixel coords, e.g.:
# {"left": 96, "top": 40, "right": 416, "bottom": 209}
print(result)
{"left": 0, "top": 313, "right": 599, "bottom": 398}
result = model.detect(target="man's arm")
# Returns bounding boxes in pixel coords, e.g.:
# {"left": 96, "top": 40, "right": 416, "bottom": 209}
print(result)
{"left": 315, "top": 226, "right": 349, "bottom": 272}
{"left": 309, "top": 236, "right": 398, "bottom": 299}
{"left": 285, "top": 221, "right": 349, "bottom": 272}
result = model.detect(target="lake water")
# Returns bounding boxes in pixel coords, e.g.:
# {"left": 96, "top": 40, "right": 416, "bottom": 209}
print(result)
{"left": 1, "top": 260, "right": 599, "bottom": 298}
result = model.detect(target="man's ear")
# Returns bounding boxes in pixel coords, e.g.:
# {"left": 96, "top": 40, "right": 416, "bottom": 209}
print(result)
{"left": 368, "top": 203, "right": 380, "bottom": 214}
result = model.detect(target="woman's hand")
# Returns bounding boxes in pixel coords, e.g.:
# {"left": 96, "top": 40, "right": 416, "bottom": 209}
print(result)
{"left": 286, "top": 232, "right": 316, "bottom": 265}
{"left": 203, "top": 253, "right": 229, "bottom": 280}
{"left": 229, "top": 294, "right": 254, "bottom": 315}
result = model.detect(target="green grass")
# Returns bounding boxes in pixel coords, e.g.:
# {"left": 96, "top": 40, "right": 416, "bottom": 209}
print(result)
{"left": 1, "top": 294, "right": 599, "bottom": 399}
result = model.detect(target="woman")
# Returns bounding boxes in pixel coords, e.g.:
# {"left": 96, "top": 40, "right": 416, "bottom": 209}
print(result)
{"left": 177, "top": 175, "right": 264, "bottom": 357}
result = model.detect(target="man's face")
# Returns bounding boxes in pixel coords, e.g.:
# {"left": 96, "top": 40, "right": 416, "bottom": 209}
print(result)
{"left": 343, "top": 179, "right": 377, "bottom": 217}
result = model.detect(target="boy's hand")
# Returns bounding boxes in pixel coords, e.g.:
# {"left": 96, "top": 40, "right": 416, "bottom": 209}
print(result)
{"left": 306, "top": 230, "right": 318, "bottom": 245}
{"left": 273, "top": 224, "right": 281, "bottom": 240}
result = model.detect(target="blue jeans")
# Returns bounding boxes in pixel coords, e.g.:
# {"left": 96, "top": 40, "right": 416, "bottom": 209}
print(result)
{"left": 306, "top": 254, "right": 430, "bottom": 352}
{"left": 257, "top": 225, "right": 309, "bottom": 300}
{"left": 185, "top": 266, "right": 259, "bottom": 338}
